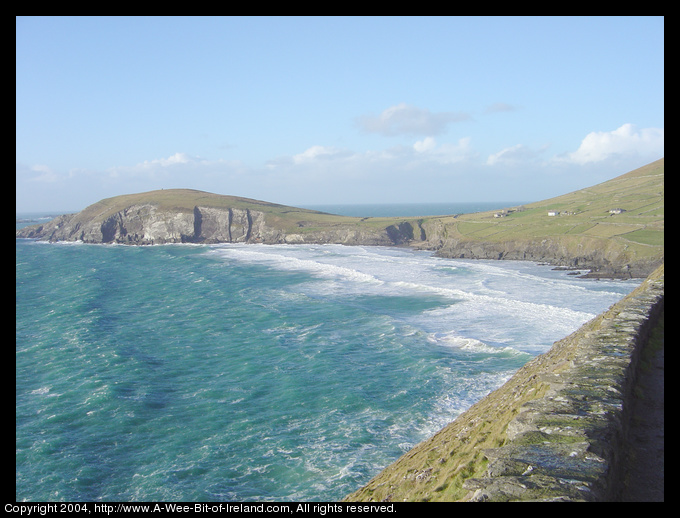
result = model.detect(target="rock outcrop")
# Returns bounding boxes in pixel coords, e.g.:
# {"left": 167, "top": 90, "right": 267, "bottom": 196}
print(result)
{"left": 431, "top": 236, "right": 661, "bottom": 279}
{"left": 15, "top": 202, "right": 413, "bottom": 247}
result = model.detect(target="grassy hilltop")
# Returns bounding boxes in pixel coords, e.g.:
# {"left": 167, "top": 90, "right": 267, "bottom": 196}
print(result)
{"left": 437, "top": 158, "right": 663, "bottom": 247}
{"left": 72, "top": 189, "right": 359, "bottom": 232}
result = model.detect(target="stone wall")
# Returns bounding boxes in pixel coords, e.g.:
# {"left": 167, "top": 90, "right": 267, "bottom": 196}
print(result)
{"left": 462, "top": 265, "right": 664, "bottom": 501}
{"left": 344, "top": 264, "right": 663, "bottom": 502}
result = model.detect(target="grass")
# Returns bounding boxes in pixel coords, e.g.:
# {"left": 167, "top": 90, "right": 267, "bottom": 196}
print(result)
{"left": 620, "top": 229, "right": 664, "bottom": 246}
{"left": 80, "top": 189, "right": 330, "bottom": 217}
{"left": 72, "top": 188, "right": 368, "bottom": 236}
{"left": 343, "top": 362, "right": 553, "bottom": 502}
{"left": 419, "top": 159, "right": 664, "bottom": 266}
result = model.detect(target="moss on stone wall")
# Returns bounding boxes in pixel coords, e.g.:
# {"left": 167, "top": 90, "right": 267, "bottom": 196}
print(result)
{"left": 344, "top": 265, "right": 664, "bottom": 502}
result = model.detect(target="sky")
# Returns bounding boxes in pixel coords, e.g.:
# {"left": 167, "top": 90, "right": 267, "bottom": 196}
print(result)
{"left": 16, "top": 16, "right": 664, "bottom": 213}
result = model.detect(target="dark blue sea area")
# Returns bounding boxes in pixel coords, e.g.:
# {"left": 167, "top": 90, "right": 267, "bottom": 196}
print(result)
{"left": 301, "top": 201, "right": 529, "bottom": 217}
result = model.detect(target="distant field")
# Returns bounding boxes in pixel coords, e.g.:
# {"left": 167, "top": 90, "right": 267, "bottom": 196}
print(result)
{"left": 620, "top": 229, "right": 664, "bottom": 246}
{"left": 431, "top": 159, "right": 663, "bottom": 266}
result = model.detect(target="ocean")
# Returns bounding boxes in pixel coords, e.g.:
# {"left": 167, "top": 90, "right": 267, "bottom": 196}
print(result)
{"left": 16, "top": 206, "right": 640, "bottom": 502}
{"left": 301, "top": 201, "right": 529, "bottom": 217}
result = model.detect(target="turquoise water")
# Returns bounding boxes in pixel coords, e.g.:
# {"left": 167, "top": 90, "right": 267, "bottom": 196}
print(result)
{"left": 16, "top": 238, "right": 640, "bottom": 502}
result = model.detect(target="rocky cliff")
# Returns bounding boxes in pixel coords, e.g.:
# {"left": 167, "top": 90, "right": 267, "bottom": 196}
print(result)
{"left": 429, "top": 234, "right": 660, "bottom": 279}
{"left": 15, "top": 197, "right": 414, "bottom": 247}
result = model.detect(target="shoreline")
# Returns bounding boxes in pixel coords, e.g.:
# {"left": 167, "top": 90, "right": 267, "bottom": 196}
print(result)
{"left": 17, "top": 235, "right": 650, "bottom": 281}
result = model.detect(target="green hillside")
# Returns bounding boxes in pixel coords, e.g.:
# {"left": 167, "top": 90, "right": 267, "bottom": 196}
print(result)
{"left": 77, "top": 188, "right": 344, "bottom": 220}
{"left": 444, "top": 158, "right": 662, "bottom": 244}
{"left": 70, "top": 188, "right": 369, "bottom": 236}
{"left": 419, "top": 158, "right": 664, "bottom": 275}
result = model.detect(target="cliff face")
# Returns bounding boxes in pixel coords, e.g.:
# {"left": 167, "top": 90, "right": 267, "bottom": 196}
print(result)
{"left": 16, "top": 203, "right": 411, "bottom": 247}
{"left": 430, "top": 235, "right": 661, "bottom": 279}
{"left": 19, "top": 204, "right": 199, "bottom": 244}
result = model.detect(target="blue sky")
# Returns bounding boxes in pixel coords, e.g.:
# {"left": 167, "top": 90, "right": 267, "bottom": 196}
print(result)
{"left": 16, "top": 16, "right": 664, "bottom": 213}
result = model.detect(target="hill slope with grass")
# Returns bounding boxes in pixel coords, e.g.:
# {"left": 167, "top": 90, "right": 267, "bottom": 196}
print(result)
{"left": 417, "top": 158, "right": 664, "bottom": 277}
{"left": 17, "top": 159, "right": 663, "bottom": 277}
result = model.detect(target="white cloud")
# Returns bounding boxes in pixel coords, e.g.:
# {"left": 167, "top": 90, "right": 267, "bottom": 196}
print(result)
{"left": 138, "top": 152, "right": 192, "bottom": 168}
{"left": 29, "top": 164, "right": 59, "bottom": 183}
{"left": 262, "top": 136, "right": 477, "bottom": 200}
{"left": 411, "top": 136, "right": 475, "bottom": 164}
{"left": 487, "top": 144, "right": 539, "bottom": 166}
{"left": 103, "top": 152, "right": 250, "bottom": 191}
{"left": 431, "top": 137, "right": 475, "bottom": 164}
{"left": 356, "top": 103, "right": 471, "bottom": 137}
{"left": 292, "top": 145, "right": 344, "bottom": 164}
{"left": 106, "top": 152, "right": 193, "bottom": 180}
{"left": 103, "top": 152, "right": 198, "bottom": 180}
{"left": 413, "top": 137, "right": 437, "bottom": 153}
{"left": 566, "top": 124, "right": 664, "bottom": 164}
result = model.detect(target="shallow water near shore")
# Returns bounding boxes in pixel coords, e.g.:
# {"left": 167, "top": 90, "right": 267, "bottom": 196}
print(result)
{"left": 16, "top": 239, "right": 640, "bottom": 501}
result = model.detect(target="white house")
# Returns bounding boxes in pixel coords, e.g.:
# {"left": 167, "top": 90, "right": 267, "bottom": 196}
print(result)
{"left": 547, "top": 210, "right": 559, "bottom": 216}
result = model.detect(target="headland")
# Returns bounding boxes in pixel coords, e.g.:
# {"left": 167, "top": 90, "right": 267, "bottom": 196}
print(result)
{"left": 16, "top": 159, "right": 664, "bottom": 280}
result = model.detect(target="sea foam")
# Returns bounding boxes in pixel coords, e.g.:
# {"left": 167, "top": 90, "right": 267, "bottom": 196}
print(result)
{"left": 209, "top": 244, "right": 616, "bottom": 355}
